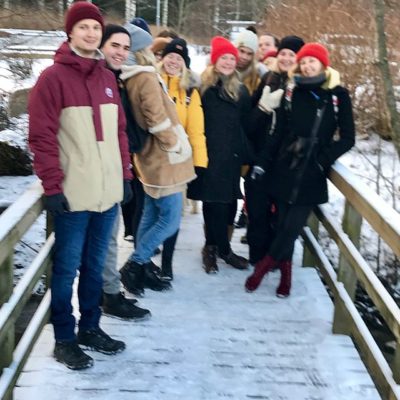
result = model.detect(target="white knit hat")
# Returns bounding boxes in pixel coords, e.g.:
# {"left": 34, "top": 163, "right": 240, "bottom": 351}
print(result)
{"left": 234, "top": 30, "right": 258, "bottom": 54}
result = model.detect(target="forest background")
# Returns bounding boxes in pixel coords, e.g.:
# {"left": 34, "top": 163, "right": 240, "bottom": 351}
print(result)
{"left": 2, "top": 0, "right": 400, "bottom": 150}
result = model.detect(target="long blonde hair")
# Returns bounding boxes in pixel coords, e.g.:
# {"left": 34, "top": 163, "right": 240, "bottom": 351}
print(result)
{"left": 200, "top": 65, "right": 241, "bottom": 101}
{"left": 158, "top": 60, "right": 191, "bottom": 90}
{"left": 134, "top": 48, "right": 157, "bottom": 67}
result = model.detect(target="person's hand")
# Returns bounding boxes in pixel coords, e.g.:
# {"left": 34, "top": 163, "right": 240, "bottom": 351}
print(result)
{"left": 122, "top": 180, "right": 133, "bottom": 205}
{"left": 258, "top": 86, "right": 284, "bottom": 113}
{"left": 44, "top": 193, "right": 70, "bottom": 216}
{"left": 250, "top": 165, "right": 265, "bottom": 181}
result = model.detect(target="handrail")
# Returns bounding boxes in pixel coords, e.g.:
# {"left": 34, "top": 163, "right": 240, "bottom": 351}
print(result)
{"left": 0, "top": 180, "right": 51, "bottom": 400}
{"left": 331, "top": 162, "right": 400, "bottom": 258}
{"left": 302, "top": 160, "right": 400, "bottom": 399}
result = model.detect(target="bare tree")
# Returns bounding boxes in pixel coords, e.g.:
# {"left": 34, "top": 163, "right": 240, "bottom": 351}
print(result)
{"left": 162, "top": 0, "right": 168, "bottom": 26}
{"left": 125, "top": 0, "right": 136, "bottom": 21}
{"left": 374, "top": 0, "right": 400, "bottom": 158}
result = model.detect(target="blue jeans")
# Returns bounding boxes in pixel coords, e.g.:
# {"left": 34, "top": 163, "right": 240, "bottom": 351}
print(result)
{"left": 130, "top": 192, "right": 182, "bottom": 264}
{"left": 51, "top": 204, "right": 117, "bottom": 342}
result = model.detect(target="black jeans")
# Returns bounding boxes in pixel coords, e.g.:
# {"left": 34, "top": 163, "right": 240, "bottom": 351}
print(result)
{"left": 120, "top": 179, "right": 137, "bottom": 237}
{"left": 245, "top": 176, "right": 276, "bottom": 263}
{"left": 202, "top": 201, "right": 233, "bottom": 255}
{"left": 131, "top": 179, "right": 145, "bottom": 246}
{"left": 268, "top": 201, "right": 313, "bottom": 262}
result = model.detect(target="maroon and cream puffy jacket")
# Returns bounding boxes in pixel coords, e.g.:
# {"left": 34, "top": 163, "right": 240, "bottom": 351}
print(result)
{"left": 29, "top": 42, "right": 132, "bottom": 212}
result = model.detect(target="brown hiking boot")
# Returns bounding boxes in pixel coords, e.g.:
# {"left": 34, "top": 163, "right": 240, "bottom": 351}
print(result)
{"left": 220, "top": 251, "right": 248, "bottom": 270}
{"left": 202, "top": 245, "right": 218, "bottom": 274}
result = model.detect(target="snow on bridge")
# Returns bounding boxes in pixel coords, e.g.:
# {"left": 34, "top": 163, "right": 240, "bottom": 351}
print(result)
{"left": 14, "top": 210, "right": 380, "bottom": 400}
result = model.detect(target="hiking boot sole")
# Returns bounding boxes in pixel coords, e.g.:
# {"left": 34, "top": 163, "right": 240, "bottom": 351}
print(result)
{"left": 78, "top": 343, "right": 126, "bottom": 355}
{"left": 102, "top": 310, "right": 152, "bottom": 322}
{"left": 54, "top": 355, "right": 94, "bottom": 370}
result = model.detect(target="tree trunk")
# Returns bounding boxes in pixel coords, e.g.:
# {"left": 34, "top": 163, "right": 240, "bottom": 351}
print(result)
{"left": 176, "top": 0, "right": 186, "bottom": 32}
{"left": 374, "top": 0, "right": 400, "bottom": 158}
{"left": 162, "top": 0, "right": 168, "bottom": 26}
{"left": 213, "top": 2, "right": 220, "bottom": 33}
{"left": 126, "top": 0, "right": 136, "bottom": 22}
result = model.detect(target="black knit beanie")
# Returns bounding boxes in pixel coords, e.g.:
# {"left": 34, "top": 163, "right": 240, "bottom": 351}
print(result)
{"left": 100, "top": 24, "right": 131, "bottom": 49}
{"left": 162, "top": 38, "right": 191, "bottom": 68}
{"left": 277, "top": 35, "right": 304, "bottom": 54}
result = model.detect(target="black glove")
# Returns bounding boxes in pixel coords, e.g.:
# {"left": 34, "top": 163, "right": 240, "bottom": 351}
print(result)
{"left": 122, "top": 180, "right": 133, "bottom": 205}
{"left": 44, "top": 193, "right": 70, "bottom": 216}
{"left": 250, "top": 165, "right": 265, "bottom": 181}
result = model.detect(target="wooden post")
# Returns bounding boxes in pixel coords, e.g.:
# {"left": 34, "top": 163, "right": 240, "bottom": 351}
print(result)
{"left": 302, "top": 211, "right": 319, "bottom": 267}
{"left": 0, "top": 255, "right": 14, "bottom": 383}
{"left": 336, "top": 201, "right": 362, "bottom": 301}
{"left": 0, "top": 255, "right": 13, "bottom": 306}
{"left": 332, "top": 300, "right": 352, "bottom": 335}
{"left": 391, "top": 341, "right": 400, "bottom": 383}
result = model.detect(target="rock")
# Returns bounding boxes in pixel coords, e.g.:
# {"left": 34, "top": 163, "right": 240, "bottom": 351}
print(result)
{"left": 8, "top": 87, "right": 31, "bottom": 118}
{"left": 0, "top": 141, "right": 32, "bottom": 175}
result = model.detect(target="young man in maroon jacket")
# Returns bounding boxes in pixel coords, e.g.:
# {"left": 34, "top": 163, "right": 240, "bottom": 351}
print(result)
{"left": 29, "top": 2, "right": 132, "bottom": 370}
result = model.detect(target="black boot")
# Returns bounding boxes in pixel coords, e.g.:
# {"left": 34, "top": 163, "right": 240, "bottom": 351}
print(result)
{"left": 120, "top": 260, "right": 145, "bottom": 297}
{"left": 220, "top": 250, "right": 249, "bottom": 270}
{"left": 54, "top": 341, "right": 93, "bottom": 370}
{"left": 78, "top": 327, "right": 125, "bottom": 355}
{"left": 102, "top": 292, "right": 151, "bottom": 321}
{"left": 143, "top": 262, "right": 172, "bottom": 291}
{"left": 202, "top": 245, "right": 218, "bottom": 274}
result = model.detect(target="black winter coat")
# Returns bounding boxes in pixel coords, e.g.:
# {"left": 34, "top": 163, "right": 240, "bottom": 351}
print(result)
{"left": 264, "top": 75, "right": 355, "bottom": 205}
{"left": 187, "top": 81, "right": 252, "bottom": 202}
{"left": 247, "top": 70, "right": 288, "bottom": 169}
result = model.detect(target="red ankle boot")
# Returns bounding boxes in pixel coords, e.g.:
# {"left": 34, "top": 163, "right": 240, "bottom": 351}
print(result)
{"left": 245, "top": 255, "right": 276, "bottom": 292}
{"left": 276, "top": 260, "right": 292, "bottom": 298}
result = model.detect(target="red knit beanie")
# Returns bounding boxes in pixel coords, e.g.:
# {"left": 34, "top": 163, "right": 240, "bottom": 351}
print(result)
{"left": 65, "top": 1, "right": 104, "bottom": 37}
{"left": 210, "top": 36, "right": 239, "bottom": 65}
{"left": 296, "top": 42, "right": 330, "bottom": 68}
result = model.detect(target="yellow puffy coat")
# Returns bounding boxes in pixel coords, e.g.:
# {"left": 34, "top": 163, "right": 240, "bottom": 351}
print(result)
{"left": 161, "top": 73, "right": 208, "bottom": 168}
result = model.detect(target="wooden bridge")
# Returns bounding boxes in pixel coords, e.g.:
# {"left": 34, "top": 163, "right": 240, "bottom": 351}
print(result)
{"left": 1, "top": 162, "right": 400, "bottom": 399}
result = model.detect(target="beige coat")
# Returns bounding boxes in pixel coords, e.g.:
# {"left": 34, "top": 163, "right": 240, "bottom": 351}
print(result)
{"left": 121, "top": 65, "right": 195, "bottom": 198}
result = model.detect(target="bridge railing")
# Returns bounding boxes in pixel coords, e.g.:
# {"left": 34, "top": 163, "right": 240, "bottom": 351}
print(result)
{"left": 0, "top": 180, "right": 52, "bottom": 400}
{"left": 302, "top": 161, "right": 400, "bottom": 400}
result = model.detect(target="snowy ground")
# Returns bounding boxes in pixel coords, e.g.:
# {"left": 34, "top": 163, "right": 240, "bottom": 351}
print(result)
{"left": 14, "top": 210, "right": 381, "bottom": 400}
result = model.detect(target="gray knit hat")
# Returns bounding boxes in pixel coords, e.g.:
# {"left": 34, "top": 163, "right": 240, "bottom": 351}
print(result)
{"left": 123, "top": 23, "right": 153, "bottom": 53}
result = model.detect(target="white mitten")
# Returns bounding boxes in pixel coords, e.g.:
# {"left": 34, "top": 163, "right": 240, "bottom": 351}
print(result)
{"left": 258, "top": 86, "right": 284, "bottom": 113}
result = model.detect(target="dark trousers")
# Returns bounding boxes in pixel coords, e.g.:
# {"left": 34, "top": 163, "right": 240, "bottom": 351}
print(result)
{"left": 228, "top": 199, "right": 238, "bottom": 226}
{"left": 245, "top": 176, "right": 276, "bottom": 264}
{"left": 131, "top": 179, "right": 145, "bottom": 247}
{"left": 203, "top": 201, "right": 235, "bottom": 255}
{"left": 121, "top": 179, "right": 136, "bottom": 237}
{"left": 162, "top": 229, "right": 179, "bottom": 266}
{"left": 268, "top": 201, "right": 313, "bottom": 262}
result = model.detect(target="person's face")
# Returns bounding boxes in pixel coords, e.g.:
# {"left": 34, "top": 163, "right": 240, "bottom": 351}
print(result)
{"left": 299, "top": 56, "right": 325, "bottom": 77}
{"left": 163, "top": 52, "right": 185, "bottom": 76}
{"left": 237, "top": 46, "right": 254, "bottom": 70}
{"left": 215, "top": 53, "right": 237, "bottom": 76}
{"left": 69, "top": 19, "right": 102, "bottom": 57}
{"left": 258, "top": 35, "right": 277, "bottom": 59}
{"left": 101, "top": 32, "right": 130, "bottom": 70}
{"left": 276, "top": 48, "right": 297, "bottom": 72}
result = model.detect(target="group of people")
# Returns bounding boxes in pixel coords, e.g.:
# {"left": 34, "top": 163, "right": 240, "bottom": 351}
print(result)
{"left": 28, "top": 1, "right": 355, "bottom": 371}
